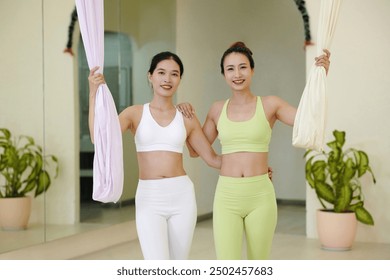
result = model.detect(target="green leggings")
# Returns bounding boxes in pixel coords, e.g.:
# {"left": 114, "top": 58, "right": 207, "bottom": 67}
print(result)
{"left": 213, "top": 174, "right": 277, "bottom": 260}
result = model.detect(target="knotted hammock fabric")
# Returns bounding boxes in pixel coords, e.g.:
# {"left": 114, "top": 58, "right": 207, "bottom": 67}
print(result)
{"left": 292, "top": 0, "right": 341, "bottom": 151}
{"left": 75, "top": 0, "right": 123, "bottom": 203}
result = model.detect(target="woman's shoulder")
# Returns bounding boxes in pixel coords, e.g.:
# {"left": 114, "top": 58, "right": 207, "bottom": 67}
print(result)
{"left": 119, "top": 104, "right": 145, "bottom": 133}
{"left": 123, "top": 104, "right": 142, "bottom": 111}
{"left": 210, "top": 99, "right": 226, "bottom": 110}
{"left": 132, "top": 104, "right": 145, "bottom": 111}
{"left": 260, "top": 95, "right": 282, "bottom": 101}
{"left": 260, "top": 95, "right": 286, "bottom": 106}
{"left": 120, "top": 104, "right": 143, "bottom": 118}
{"left": 208, "top": 99, "right": 225, "bottom": 112}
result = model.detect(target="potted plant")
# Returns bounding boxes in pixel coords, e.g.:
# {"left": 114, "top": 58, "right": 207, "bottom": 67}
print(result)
{"left": 0, "top": 128, "right": 59, "bottom": 230}
{"left": 304, "top": 130, "right": 376, "bottom": 250}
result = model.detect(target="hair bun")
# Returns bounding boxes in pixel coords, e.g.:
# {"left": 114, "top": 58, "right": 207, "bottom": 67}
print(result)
{"left": 220, "top": 41, "right": 255, "bottom": 74}
{"left": 229, "top": 41, "right": 253, "bottom": 55}
{"left": 230, "top": 41, "right": 246, "bottom": 48}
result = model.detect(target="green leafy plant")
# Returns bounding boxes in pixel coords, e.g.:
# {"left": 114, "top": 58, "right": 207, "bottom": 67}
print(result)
{"left": 0, "top": 128, "right": 58, "bottom": 198}
{"left": 304, "top": 130, "right": 376, "bottom": 225}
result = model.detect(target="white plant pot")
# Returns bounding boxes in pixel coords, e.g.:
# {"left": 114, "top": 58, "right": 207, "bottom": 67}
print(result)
{"left": 316, "top": 209, "right": 358, "bottom": 251}
{"left": 0, "top": 196, "right": 32, "bottom": 230}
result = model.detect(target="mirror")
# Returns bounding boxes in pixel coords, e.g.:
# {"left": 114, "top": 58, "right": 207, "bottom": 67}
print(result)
{"left": 0, "top": 0, "right": 177, "bottom": 254}
{"left": 0, "top": 0, "right": 46, "bottom": 252}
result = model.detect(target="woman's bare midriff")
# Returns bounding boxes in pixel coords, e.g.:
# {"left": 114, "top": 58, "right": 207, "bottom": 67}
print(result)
{"left": 220, "top": 152, "right": 269, "bottom": 177}
{"left": 137, "top": 151, "right": 186, "bottom": 180}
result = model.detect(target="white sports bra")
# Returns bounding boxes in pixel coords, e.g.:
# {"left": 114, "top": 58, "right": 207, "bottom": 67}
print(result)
{"left": 135, "top": 103, "right": 186, "bottom": 153}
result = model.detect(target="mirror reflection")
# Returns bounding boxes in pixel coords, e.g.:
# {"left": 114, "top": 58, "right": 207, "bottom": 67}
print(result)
{"left": 0, "top": 0, "right": 176, "bottom": 254}
{"left": 0, "top": 1, "right": 46, "bottom": 252}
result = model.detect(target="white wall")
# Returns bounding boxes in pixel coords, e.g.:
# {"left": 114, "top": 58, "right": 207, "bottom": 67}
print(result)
{"left": 306, "top": 0, "right": 390, "bottom": 243}
{"left": 176, "top": 0, "right": 307, "bottom": 215}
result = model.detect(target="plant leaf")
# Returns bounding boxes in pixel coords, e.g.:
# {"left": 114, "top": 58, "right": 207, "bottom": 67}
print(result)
{"left": 355, "top": 206, "right": 374, "bottom": 225}
{"left": 357, "top": 151, "right": 369, "bottom": 177}
{"left": 312, "top": 160, "right": 327, "bottom": 182}
{"left": 35, "top": 171, "right": 51, "bottom": 197}
{"left": 342, "top": 158, "right": 356, "bottom": 185}
{"left": 335, "top": 184, "right": 352, "bottom": 212}
{"left": 0, "top": 128, "right": 11, "bottom": 139}
{"left": 347, "top": 201, "right": 363, "bottom": 211}
{"left": 328, "top": 149, "right": 342, "bottom": 182}
{"left": 305, "top": 158, "right": 315, "bottom": 188}
{"left": 1, "top": 128, "right": 59, "bottom": 198}
{"left": 367, "top": 166, "right": 377, "bottom": 184}
{"left": 22, "top": 180, "right": 37, "bottom": 195}
{"left": 316, "top": 182, "right": 335, "bottom": 204}
{"left": 333, "top": 130, "right": 346, "bottom": 148}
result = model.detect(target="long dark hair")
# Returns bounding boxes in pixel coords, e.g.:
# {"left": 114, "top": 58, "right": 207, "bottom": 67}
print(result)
{"left": 220, "top": 42, "right": 254, "bottom": 74}
{"left": 148, "top": 51, "right": 184, "bottom": 77}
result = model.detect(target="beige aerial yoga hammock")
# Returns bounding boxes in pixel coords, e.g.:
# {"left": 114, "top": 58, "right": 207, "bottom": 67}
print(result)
{"left": 292, "top": 0, "right": 341, "bottom": 151}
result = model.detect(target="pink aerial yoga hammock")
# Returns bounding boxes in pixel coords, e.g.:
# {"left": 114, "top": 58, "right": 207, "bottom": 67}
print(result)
{"left": 292, "top": 0, "right": 341, "bottom": 151}
{"left": 75, "top": 0, "right": 123, "bottom": 203}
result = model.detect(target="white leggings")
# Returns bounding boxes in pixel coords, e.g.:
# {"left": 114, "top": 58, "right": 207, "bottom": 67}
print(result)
{"left": 135, "top": 175, "right": 197, "bottom": 260}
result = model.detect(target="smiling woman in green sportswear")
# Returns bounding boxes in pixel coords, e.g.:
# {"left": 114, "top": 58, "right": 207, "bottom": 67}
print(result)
{"left": 179, "top": 41, "right": 330, "bottom": 260}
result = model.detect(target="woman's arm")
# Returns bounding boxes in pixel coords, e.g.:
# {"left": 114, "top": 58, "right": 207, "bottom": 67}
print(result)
{"left": 178, "top": 101, "right": 221, "bottom": 157}
{"left": 186, "top": 139, "right": 199, "bottom": 158}
{"left": 119, "top": 106, "right": 140, "bottom": 134}
{"left": 177, "top": 102, "right": 200, "bottom": 157}
{"left": 264, "top": 49, "right": 331, "bottom": 127}
{"left": 202, "top": 102, "right": 221, "bottom": 144}
{"left": 88, "top": 66, "right": 105, "bottom": 143}
{"left": 185, "top": 115, "right": 221, "bottom": 169}
{"left": 277, "top": 100, "right": 298, "bottom": 127}
{"left": 89, "top": 66, "right": 136, "bottom": 142}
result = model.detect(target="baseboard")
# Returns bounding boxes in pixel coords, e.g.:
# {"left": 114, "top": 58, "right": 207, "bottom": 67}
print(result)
{"left": 276, "top": 199, "right": 306, "bottom": 206}
{"left": 197, "top": 212, "right": 213, "bottom": 223}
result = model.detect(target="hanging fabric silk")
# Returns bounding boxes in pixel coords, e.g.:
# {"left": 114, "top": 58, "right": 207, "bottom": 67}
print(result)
{"left": 292, "top": 0, "right": 341, "bottom": 151}
{"left": 75, "top": 0, "right": 124, "bottom": 203}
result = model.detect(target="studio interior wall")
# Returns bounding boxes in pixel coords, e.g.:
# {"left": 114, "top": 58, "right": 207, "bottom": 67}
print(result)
{"left": 305, "top": 0, "right": 390, "bottom": 243}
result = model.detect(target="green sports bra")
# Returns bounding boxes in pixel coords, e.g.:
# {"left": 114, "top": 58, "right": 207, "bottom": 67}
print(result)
{"left": 217, "top": 96, "right": 272, "bottom": 154}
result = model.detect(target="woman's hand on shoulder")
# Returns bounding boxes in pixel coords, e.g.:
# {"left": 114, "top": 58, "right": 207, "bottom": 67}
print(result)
{"left": 176, "top": 102, "right": 195, "bottom": 119}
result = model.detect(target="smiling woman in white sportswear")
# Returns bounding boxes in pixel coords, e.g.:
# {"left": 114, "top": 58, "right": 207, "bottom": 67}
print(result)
{"left": 88, "top": 51, "right": 221, "bottom": 260}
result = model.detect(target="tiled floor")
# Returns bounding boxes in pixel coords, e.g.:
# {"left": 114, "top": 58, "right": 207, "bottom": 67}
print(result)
{"left": 74, "top": 204, "right": 390, "bottom": 260}
{"left": 1, "top": 204, "right": 390, "bottom": 260}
